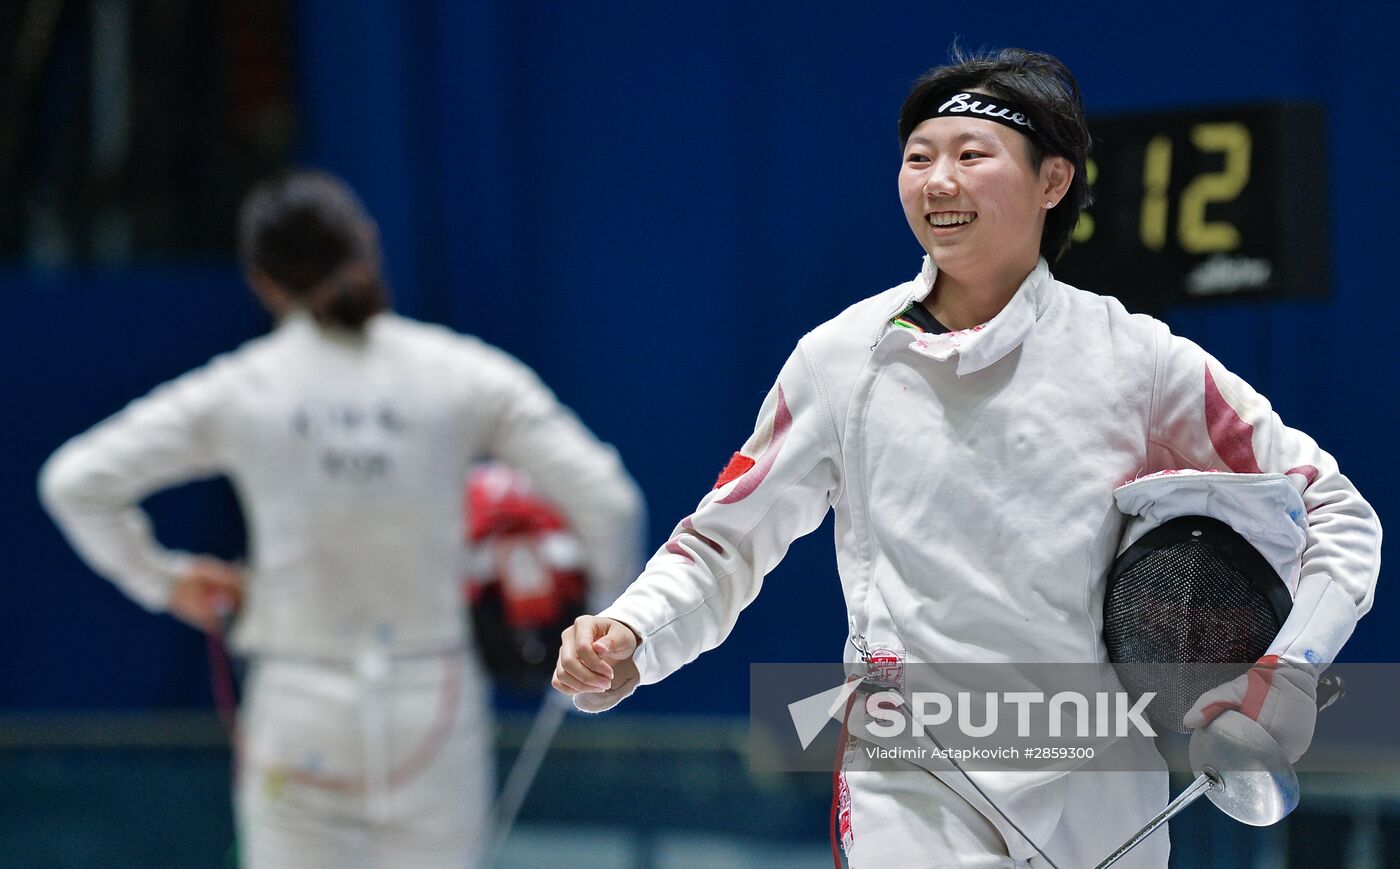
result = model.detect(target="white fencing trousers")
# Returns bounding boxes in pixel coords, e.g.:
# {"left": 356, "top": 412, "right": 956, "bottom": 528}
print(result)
{"left": 1032, "top": 773, "right": 1170, "bottom": 869}
{"left": 843, "top": 768, "right": 1013, "bottom": 868}
{"left": 235, "top": 651, "right": 492, "bottom": 869}
{"left": 842, "top": 767, "right": 1169, "bottom": 869}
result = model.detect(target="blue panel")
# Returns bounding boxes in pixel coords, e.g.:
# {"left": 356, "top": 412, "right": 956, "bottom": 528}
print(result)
{"left": 293, "top": 0, "right": 431, "bottom": 316}
{"left": 2, "top": 265, "right": 260, "bottom": 707}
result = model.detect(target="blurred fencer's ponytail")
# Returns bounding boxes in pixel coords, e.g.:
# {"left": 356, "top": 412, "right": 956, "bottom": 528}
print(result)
{"left": 238, "top": 169, "right": 390, "bottom": 330}
{"left": 306, "top": 258, "right": 384, "bottom": 331}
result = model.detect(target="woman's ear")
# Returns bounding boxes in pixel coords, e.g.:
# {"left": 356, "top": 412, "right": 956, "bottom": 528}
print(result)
{"left": 1042, "top": 155, "right": 1074, "bottom": 205}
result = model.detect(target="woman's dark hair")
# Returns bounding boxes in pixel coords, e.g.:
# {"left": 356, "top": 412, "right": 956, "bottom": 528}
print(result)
{"left": 898, "top": 46, "right": 1093, "bottom": 263}
{"left": 238, "top": 169, "right": 389, "bottom": 330}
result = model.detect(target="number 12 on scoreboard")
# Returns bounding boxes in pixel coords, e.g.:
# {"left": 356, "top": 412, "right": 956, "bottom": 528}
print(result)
{"left": 1059, "top": 103, "right": 1329, "bottom": 310}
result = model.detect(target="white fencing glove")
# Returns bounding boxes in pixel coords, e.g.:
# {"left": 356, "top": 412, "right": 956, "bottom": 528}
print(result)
{"left": 1183, "top": 655, "right": 1318, "bottom": 763}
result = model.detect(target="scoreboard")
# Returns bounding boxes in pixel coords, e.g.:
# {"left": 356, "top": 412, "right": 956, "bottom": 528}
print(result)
{"left": 1055, "top": 103, "right": 1330, "bottom": 313}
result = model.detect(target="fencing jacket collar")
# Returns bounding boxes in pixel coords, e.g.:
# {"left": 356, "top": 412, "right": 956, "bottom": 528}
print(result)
{"left": 881, "top": 255, "right": 1054, "bottom": 377}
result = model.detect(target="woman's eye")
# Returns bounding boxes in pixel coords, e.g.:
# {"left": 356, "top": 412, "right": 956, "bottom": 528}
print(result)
{"left": 907, "top": 154, "right": 930, "bottom": 164}
{"left": 960, "top": 151, "right": 985, "bottom": 161}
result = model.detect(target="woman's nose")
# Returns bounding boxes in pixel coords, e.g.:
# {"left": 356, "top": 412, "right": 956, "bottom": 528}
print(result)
{"left": 923, "top": 162, "right": 957, "bottom": 197}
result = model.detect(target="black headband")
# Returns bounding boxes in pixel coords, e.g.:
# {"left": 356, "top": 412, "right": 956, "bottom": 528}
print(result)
{"left": 919, "top": 92, "right": 1036, "bottom": 138}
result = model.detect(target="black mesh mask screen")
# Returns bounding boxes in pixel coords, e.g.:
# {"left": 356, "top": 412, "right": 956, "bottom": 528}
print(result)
{"left": 1104, "top": 516, "right": 1292, "bottom": 733}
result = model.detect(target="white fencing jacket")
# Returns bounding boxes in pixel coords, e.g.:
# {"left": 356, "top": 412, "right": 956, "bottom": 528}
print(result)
{"left": 598, "top": 257, "right": 1381, "bottom": 856}
{"left": 41, "top": 311, "right": 644, "bottom": 661}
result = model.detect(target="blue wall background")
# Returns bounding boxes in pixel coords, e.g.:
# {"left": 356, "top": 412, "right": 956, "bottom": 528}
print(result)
{"left": 6, "top": 1, "right": 1396, "bottom": 714}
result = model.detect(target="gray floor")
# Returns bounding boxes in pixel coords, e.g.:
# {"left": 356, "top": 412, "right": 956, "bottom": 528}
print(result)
{"left": 495, "top": 827, "right": 832, "bottom": 869}
{"left": 5, "top": 712, "right": 1400, "bottom": 868}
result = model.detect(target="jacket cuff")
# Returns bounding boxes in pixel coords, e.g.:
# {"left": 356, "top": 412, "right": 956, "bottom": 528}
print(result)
{"left": 597, "top": 602, "right": 662, "bottom": 683}
{"left": 1267, "top": 574, "right": 1359, "bottom": 666}
{"left": 119, "top": 550, "right": 192, "bottom": 613}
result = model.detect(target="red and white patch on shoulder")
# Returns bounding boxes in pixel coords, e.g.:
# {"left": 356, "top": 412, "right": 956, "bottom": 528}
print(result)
{"left": 714, "top": 386, "right": 793, "bottom": 503}
{"left": 713, "top": 453, "right": 756, "bottom": 490}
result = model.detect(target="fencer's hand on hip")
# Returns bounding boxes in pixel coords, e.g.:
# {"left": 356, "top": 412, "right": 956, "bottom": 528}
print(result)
{"left": 1183, "top": 655, "right": 1319, "bottom": 763}
{"left": 168, "top": 556, "right": 245, "bottom": 634}
{"left": 553, "top": 616, "right": 641, "bottom": 713}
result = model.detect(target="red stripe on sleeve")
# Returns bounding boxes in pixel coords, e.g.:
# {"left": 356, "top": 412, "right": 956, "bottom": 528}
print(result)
{"left": 1204, "top": 366, "right": 1264, "bottom": 474}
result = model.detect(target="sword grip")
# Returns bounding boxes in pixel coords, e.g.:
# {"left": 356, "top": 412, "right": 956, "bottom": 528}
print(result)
{"left": 1316, "top": 673, "right": 1344, "bottom": 711}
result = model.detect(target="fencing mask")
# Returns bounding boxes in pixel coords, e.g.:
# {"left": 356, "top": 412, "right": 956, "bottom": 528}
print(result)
{"left": 463, "top": 464, "right": 589, "bottom": 693}
{"left": 1106, "top": 470, "right": 1308, "bottom": 733}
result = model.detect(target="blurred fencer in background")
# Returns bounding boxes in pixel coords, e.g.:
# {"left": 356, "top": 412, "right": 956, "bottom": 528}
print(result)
{"left": 38, "top": 169, "right": 644, "bottom": 868}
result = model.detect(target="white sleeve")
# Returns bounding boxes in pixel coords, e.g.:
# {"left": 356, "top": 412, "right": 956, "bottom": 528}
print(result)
{"left": 38, "top": 363, "right": 230, "bottom": 612}
{"left": 598, "top": 339, "right": 841, "bottom": 688}
{"left": 483, "top": 352, "right": 645, "bottom": 611}
{"left": 1149, "top": 326, "right": 1382, "bottom": 665}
